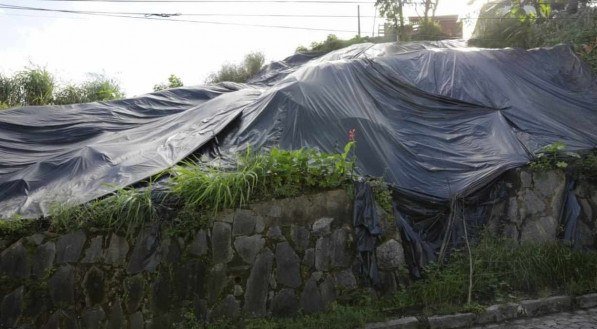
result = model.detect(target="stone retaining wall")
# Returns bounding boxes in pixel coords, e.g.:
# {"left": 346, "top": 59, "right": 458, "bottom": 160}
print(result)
{"left": 487, "top": 169, "right": 596, "bottom": 247}
{"left": 0, "top": 189, "right": 407, "bottom": 328}
{"left": 0, "top": 169, "right": 595, "bottom": 328}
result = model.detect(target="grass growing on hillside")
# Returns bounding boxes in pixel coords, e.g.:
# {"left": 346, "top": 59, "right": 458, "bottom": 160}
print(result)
{"left": 398, "top": 236, "right": 597, "bottom": 312}
{"left": 45, "top": 144, "right": 355, "bottom": 233}
{"left": 49, "top": 185, "right": 158, "bottom": 236}
{"left": 198, "top": 236, "right": 597, "bottom": 329}
{"left": 0, "top": 217, "right": 39, "bottom": 241}
{"left": 171, "top": 144, "right": 355, "bottom": 213}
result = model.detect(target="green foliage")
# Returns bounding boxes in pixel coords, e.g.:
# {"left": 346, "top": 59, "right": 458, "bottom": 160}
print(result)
{"left": 164, "top": 206, "right": 211, "bottom": 239}
{"left": 43, "top": 144, "right": 353, "bottom": 237}
{"left": 82, "top": 73, "right": 124, "bottom": 102}
{"left": 411, "top": 20, "right": 448, "bottom": 41}
{"left": 49, "top": 185, "right": 158, "bottom": 237}
{"left": 171, "top": 143, "right": 355, "bottom": 213}
{"left": 529, "top": 141, "right": 579, "bottom": 171}
{"left": 259, "top": 142, "right": 355, "bottom": 198}
{"left": 0, "top": 218, "right": 38, "bottom": 240}
{"left": 470, "top": 3, "right": 597, "bottom": 72}
{"left": 575, "top": 150, "right": 597, "bottom": 179}
{"left": 56, "top": 74, "right": 124, "bottom": 104}
{"left": 153, "top": 74, "right": 183, "bottom": 92}
{"left": 375, "top": 0, "right": 407, "bottom": 40}
{"left": 54, "top": 84, "right": 87, "bottom": 105}
{"left": 206, "top": 52, "right": 265, "bottom": 83}
{"left": 368, "top": 177, "right": 393, "bottom": 215}
{"left": 0, "top": 69, "right": 124, "bottom": 106}
{"left": 0, "top": 73, "right": 21, "bottom": 107}
{"left": 397, "top": 235, "right": 597, "bottom": 310}
{"left": 203, "top": 236, "right": 597, "bottom": 329}
{"left": 297, "top": 34, "right": 389, "bottom": 54}
{"left": 15, "top": 67, "right": 55, "bottom": 106}
{"left": 243, "top": 305, "right": 384, "bottom": 329}
{"left": 170, "top": 156, "right": 261, "bottom": 213}
{"left": 173, "top": 305, "right": 203, "bottom": 329}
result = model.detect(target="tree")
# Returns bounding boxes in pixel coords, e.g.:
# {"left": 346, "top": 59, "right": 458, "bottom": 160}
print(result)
{"left": 419, "top": 0, "right": 440, "bottom": 21}
{"left": 376, "top": 0, "right": 408, "bottom": 41}
{"left": 153, "top": 74, "right": 183, "bottom": 92}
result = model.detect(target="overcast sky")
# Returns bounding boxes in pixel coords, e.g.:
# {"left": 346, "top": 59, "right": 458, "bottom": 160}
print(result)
{"left": 0, "top": 0, "right": 475, "bottom": 96}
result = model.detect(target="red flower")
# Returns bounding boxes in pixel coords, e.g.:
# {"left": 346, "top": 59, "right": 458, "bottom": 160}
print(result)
{"left": 348, "top": 128, "right": 356, "bottom": 141}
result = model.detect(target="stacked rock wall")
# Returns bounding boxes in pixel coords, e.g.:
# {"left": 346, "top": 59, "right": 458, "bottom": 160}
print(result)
{"left": 0, "top": 190, "right": 407, "bottom": 328}
{"left": 1, "top": 169, "right": 595, "bottom": 328}
{"left": 487, "top": 169, "right": 596, "bottom": 247}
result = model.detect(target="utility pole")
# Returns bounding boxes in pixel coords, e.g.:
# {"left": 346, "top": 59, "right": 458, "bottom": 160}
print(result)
{"left": 357, "top": 5, "right": 361, "bottom": 37}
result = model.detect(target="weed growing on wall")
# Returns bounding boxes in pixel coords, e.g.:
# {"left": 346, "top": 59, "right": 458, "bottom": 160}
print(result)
{"left": 171, "top": 144, "right": 356, "bottom": 213}
{"left": 529, "top": 142, "right": 580, "bottom": 171}
{"left": 49, "top": 185, "right": 158, "bottom": 237}
{"left": 196, "top": 235, "right": 597, "bottom": 329}
{"left": 44, "top": 144, "right": 356, "bottom": 233}
{"left": 395, "top": 235, "right": 597, "bottom": 311}
{"left": 0, "top": 217, "right": 39, "bottom": 240}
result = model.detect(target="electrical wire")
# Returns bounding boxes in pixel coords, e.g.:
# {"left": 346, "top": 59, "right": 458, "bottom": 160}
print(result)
{"left": 0, "top": 4, "right": 362, "bottom": 32}
{"left": 26, "top": 0, "right": 377, "bottom": 4}
{"left": 1, "top": 4, "right": 379, "bottom": 18}
{"left": 1, "top": 3, "right": 585, "bottom": 21}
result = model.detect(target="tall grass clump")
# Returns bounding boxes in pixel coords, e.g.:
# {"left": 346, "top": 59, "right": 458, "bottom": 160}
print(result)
{"left": 471, "top": 5, "right": 597, "bottom": 72}
{"left": 170, "top": 156, "right": 262, "bottom": 213}
{"left": 0, "top": 73, "right": 21, "bottom": 108}
{"left": 170, "top": 143, "right": 355, "bottom": 213}
{"left": 206, "top": 52, "right": 265, "bottom": 83}
{"left": 50, "top": 186, "right": 158, "bottom": 237}
{"left": 199, "top": 235, "right": 597, "bottom": 329}
{"left": 396, "top": 235, "right": 597, "bottom": 311}
{"left": 17, "top": 67, "right": 55, "bottom": 106}
{"left": 0, "top": 217, "right": 39, "bottom": 241}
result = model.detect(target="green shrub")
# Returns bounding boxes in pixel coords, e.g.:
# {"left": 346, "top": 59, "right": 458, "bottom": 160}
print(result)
{"left": 54, "top": 84, "right": 88, "bottom": 105}
{"left": 15, "top": 67, "right": 55, "bottom": 106}
{"left": 153, "top": 74, "right": 183, "bottom": 92}
{"left": 529, "top": 141, "right": 580, "bottom": 171}
{"left": 0, "top": 217, "right": 38, "bottom": 240}
{"left": 206, "top": 52, "right": 265, "bottom": 83}
{"left": 399, "top": 235, "right": 597, "bottom": 310}
{"left": 170, "top": 143, "right": 355, "bottom": 213}
{"left": 244, "top": 305, "right": 384, "bottom": 329}
{"left": 201, "top": 235, "right": 597, "bottom": 329}
{"left": 170, "top": 156, "right": 261, "bottom": 213}
{"left": 0, "top": 74, "right": 21, "bottom": 107}
{"left": 470, "top": 4, "right": 597, "bottom": 72}
{"left": 82, "top": 74, "right": 124, "bottom": 102}
{"left": 296, "top": 34, "right": 390, "bottom": 54}
{"left": 575, "top": 150, "right": 597, "bottom": 179}
{"left": 49, "top": 185, "right": 158, "bottom": 237}
{"left": 411, "top": 20, "right": 449, "bottom": 41}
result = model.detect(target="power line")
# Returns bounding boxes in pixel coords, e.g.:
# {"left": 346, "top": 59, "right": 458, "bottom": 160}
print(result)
{"left": 28, "top": 0, "right": 377, "bottom": 3}
{"left": 1, "top": 4, "right": 379, "bottom": 18}
{"left": 0, "top": 3, "right": 361, "bottom": 32}
{"left": 0, "top": 3, "right": 381, "bottom": 18}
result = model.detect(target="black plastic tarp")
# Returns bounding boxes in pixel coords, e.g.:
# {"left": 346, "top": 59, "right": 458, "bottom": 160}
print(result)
{"left": 0, "top": 41, "right": 596, "bottom": 219}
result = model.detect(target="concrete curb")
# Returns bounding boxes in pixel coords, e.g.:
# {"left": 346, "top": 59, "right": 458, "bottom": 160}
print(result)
{"left": 364, "top": 293, "right": 597, "bottom": 329}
